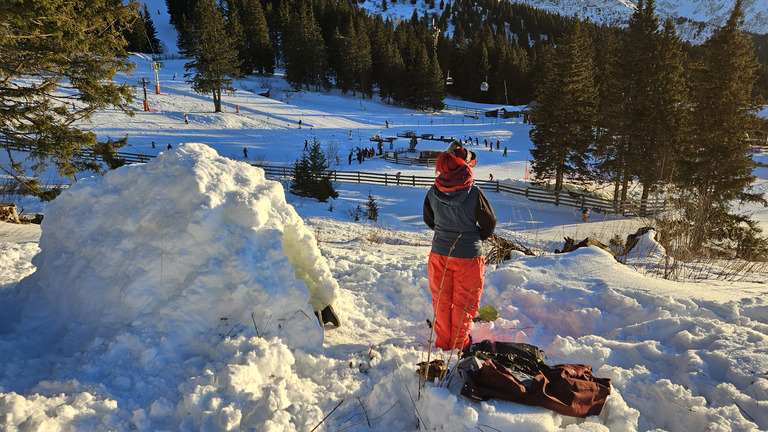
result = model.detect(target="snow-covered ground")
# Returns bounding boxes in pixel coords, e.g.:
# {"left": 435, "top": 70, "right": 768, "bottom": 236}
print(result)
{"left": 1, "top": 53, "right": 767, "bottom": 432}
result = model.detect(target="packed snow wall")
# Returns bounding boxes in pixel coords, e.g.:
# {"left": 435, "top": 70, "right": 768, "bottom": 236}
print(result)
{"left": 0, "top": 143, "right": 338, "bottom": 353}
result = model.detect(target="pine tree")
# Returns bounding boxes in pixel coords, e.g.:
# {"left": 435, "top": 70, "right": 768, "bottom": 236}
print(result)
{"left": 290, "top": 139, "right": 338, "bottom": 202}
{"left": 349, "top": 18, "right": 373, "bottom": 98}
{"left": 142, "top": 4, "right": 163, "bottom": 54}
{"left": 618, "top": 0, "right": 688, "bottom": 210}
{"left": 404, "top": 43, "right": 445, "bottom": 110}
{"left": 598, "top": 0, "right": 689, "bottom": 213}
{"left": 365, "top": 191, "right": 379, "bottom": 221}
{"left": 124, "top": 2, "right": 148, "bottom": 52}
{"left": 230, "top": 0, "right": 274, "bottom": 75}
{"left": 184, "top": 0, "right": 241, "bottom": 112}
{"left": 674, "top": 0, "right": 764, "bottom": 253}
{"left": 529, "top": 20, "right": 598, "bottom": 193}
{"left": 0, "top": 0, "right": 136, "bottom": 199}
{"left": 226, "top": 5, "right": 247, "bottom": 69}
{"left": 371, "top": 24, "right": 404, "bottom": 103}
{"left": 283, "top": 3, "right": 327, "bottom": 91}
{"left": 592, "top": 28, "right": 627, "bottom": 203}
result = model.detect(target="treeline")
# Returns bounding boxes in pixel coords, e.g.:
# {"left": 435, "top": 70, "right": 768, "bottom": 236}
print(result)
{"left": 163, "top": 0, "right": 594, "bottom": 109}
{"left": 530, "top": 0, "right": 767, "bottom": 259}
{"left": 163, "top": 0, "right": 768, "bottom": 108}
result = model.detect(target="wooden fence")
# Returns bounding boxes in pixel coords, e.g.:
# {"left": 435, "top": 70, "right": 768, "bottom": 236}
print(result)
{"left": 380, "top": 148, "right": 438, "bottom": 167}
{"left": 256, "top": 164, "right": 667, "bottom": 217}
{"left": 0, "top": 139, "right": 155, "bottom": 165}
{"left": 0, "top": 139, "right": 666, "bottom": 216}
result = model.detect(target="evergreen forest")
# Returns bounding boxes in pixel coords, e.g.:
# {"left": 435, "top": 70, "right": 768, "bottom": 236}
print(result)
{"left": 155, "top": 0, "right": 768, "bottom": 110}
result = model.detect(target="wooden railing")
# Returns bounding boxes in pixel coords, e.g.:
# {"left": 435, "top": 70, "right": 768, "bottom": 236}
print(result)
{"left": 255, "top": 164, "right": 667, "bottom": 217}
{"left": 0, "top": 139, "right": 666, "bottom": 216}
{"left": 0, "top": 139, "right": 155, "bottom": 165}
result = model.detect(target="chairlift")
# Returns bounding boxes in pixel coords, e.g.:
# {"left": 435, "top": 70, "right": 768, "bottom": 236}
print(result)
{"left": 446, "top": 70, "right": 454, "bottom": 85}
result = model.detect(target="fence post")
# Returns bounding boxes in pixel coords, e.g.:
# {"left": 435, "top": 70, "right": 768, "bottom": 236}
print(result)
{"left": 495, "top": 180, "right": 499, "bottom": 193}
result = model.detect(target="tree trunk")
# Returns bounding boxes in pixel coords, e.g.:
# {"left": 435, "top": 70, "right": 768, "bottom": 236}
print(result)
{"left": 640, "top": 183, "right": 650, "bottom": 216}
{"left": 214, "top": 89, "right": 222, "bottom": 112}
{"left": 620, "top": 167, "right": 629, "bottom": 215}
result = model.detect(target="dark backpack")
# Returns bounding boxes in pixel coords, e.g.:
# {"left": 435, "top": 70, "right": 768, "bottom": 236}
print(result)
{"left": 460, "top": 340, "right": 548, "bottom": 376}
{"left": 459, "top": 340, "right": 612, "bottom": 418}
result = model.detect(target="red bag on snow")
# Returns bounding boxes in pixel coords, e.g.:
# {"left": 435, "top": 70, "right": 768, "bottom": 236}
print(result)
{"left": 461, "top": 358, "right": 611, "bottom": 418}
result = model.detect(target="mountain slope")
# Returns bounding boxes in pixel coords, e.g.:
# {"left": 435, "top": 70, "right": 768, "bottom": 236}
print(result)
{"left": 506, "top": 0, "right": 767, "bottom": 42}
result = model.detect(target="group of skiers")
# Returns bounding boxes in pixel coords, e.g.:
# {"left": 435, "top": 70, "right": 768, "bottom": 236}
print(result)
{"left": 457, "top": 136, "right": 508, "bottom": 155}
{"left": 348, "top": 146, "right": 376, "bottom": 165}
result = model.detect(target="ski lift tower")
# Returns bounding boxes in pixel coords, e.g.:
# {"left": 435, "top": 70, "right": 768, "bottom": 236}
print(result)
{"left": 150, "top": 61, "right": 163, "bottom": 94}
{"left": 138, "top": 77, "right": 151, "bottom": 111}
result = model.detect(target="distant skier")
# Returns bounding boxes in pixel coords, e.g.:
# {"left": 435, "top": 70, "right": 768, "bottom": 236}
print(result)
{"left": 243, "top": 147, "right": 248, "bottom": 159}
{"left": 582, "top": 207, "right": 591, "bottom": 222}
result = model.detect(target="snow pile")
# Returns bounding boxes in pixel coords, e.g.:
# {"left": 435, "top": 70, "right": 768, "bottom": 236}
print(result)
{"left": 0, "top": 143, "right": 341, "bottom": 430}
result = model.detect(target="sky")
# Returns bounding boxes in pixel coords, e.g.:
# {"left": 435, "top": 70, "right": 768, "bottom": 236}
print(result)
{"left": 1, "top": 5, "right": 768, "bottom": 431}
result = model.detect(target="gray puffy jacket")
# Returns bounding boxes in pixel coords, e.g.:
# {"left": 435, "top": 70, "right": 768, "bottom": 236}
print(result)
{"left": 423, "top": 185, "right": 497, "bottom": 258}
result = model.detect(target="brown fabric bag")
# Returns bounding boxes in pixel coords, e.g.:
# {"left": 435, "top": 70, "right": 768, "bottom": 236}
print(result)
{"left": 461, "top": 358, "right": 611, "bottom": 418}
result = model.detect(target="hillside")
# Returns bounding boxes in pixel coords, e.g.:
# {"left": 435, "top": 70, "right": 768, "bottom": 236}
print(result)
{"left": 1, "top": 51, "right": 767, "bottom": 431}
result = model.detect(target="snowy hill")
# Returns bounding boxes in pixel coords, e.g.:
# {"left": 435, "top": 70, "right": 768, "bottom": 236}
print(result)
{"left": 1, "top": 48, "right": 767, "bottom": 431}
{"left": 354, "top": 0, "right": 768, "bottom": 45}
{"left": 505, "top": 0, "right": 768, "bottom": 42}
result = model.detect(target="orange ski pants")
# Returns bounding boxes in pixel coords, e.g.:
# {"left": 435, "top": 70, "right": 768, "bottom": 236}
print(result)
{"left": 428, "top": 252, "right": 485, "bottom": 351}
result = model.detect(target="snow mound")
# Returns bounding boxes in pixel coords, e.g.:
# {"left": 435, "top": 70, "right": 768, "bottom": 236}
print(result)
{"left": 1, "top": 143, "right": 337, "bottom": 353}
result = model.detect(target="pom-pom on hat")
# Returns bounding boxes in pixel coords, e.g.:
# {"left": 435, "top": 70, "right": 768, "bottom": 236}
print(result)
{"left": 445, "top": 140, "right": 476, "bottom": 167}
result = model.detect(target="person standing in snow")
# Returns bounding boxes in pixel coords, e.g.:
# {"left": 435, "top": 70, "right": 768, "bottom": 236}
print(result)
{"left": 582, "top": 207, "right": 591, "bottom": 222}
{"left": 243, "top": 147, "right": 248, "bottom": 159}
{"left": 423, "top": 140, "right": 496, "bottom": 351}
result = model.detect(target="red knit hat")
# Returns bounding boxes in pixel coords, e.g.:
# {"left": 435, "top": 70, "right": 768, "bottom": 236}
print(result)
{"left": 434, "top": 140, "right": 475, "bottom": 191}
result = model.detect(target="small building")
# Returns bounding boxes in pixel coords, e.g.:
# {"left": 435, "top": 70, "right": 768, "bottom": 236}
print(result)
{"left": 754, "top": 107, "right": 768, "bottom": 146}
{"left": 521, "top": 101, "right": 540, "bottom": 124}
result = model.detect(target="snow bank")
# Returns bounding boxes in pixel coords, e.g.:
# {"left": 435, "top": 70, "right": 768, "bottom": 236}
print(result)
{"left": 2, "top": 143, "right": 337, "bottom": 349}
{"left": 0, "top": 143, "right": 344, "bottom": 429}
